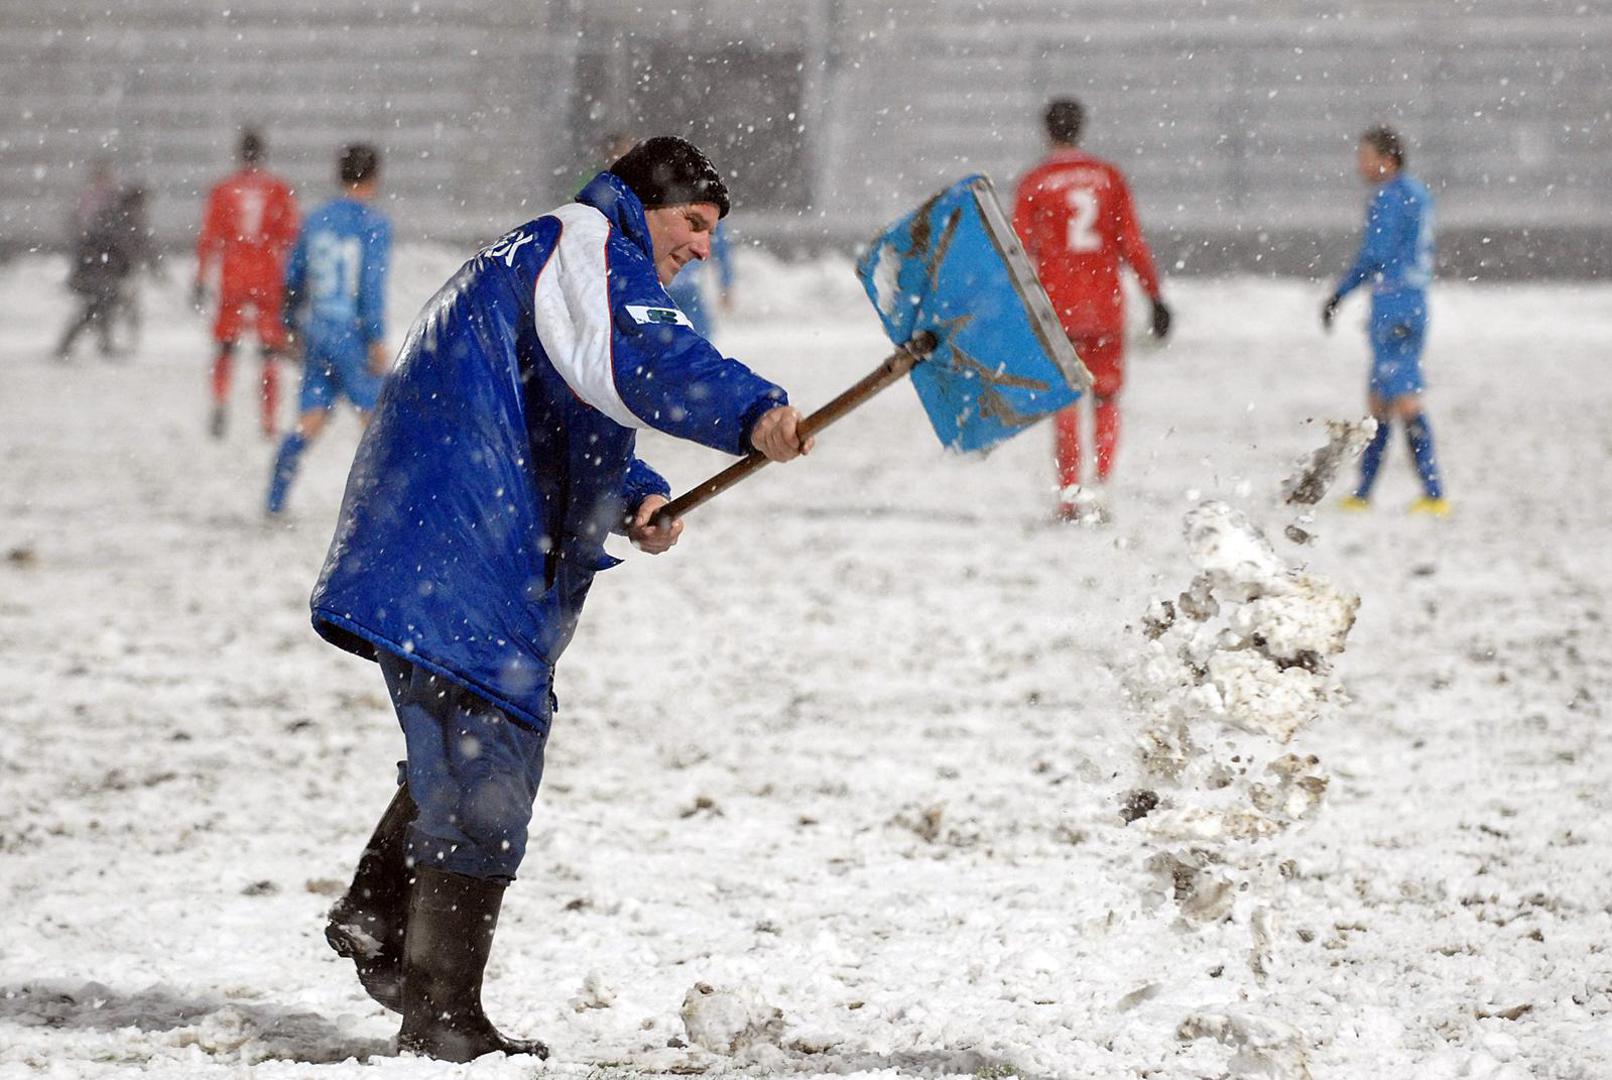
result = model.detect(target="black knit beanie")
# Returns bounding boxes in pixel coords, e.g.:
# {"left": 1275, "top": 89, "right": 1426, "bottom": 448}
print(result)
{"left": 609, "top": 136, "right": 731, "bottom": 218}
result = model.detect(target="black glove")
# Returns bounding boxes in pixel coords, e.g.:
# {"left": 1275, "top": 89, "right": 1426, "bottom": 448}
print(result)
{"left": 1150, "top": 298, "right": 1172, "bottom": 340}
{"left": 1320, "top": 293, "right": 1341, "bottom": 332}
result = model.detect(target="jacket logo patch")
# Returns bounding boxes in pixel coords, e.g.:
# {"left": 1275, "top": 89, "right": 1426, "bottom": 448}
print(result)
{"left": 482, "top": 230, "right": 533, "bottom": 267}
{"left": 625, "top": 305, "right": 692, "bottom": 328}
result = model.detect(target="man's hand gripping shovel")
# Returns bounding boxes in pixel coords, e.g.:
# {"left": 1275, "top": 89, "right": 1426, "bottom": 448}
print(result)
{"left": 650, "top": 175, "right": 1092, "bottom": 528}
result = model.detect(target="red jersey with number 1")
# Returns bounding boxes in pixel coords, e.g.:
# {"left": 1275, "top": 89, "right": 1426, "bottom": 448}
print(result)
{"left": 1012, "top": 148, "right": 1161, "bottom": 338}
{"left": 196, "top": 166, "right": 298, "bottom": 291}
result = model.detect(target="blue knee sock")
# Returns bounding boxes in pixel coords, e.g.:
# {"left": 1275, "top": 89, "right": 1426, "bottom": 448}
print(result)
{"left": 1355, "top": 420, "right": 1390, "bottom": 499}
{"left": 266, "top": 432, "right": 307, "bottom": 513}
{"left": 1404, "top": 413, "right": 1444, "bottom": 499}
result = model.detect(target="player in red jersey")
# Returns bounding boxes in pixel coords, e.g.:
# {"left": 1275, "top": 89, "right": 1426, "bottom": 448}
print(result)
{"left": 194, "top": 129, "right": 299, "bottom": 438}
{"left": 1013, "top": 99, "right": 1171, "bottom": 522}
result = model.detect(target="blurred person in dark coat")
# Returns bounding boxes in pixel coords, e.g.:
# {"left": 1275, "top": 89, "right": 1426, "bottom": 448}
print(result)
{"left": 55, "top": 185, "right": 158, "bottom": 361}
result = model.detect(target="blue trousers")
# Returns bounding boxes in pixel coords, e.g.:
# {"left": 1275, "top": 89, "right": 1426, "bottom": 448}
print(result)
{"left": 378, "top": 653, "right": 548, "bottom": 883}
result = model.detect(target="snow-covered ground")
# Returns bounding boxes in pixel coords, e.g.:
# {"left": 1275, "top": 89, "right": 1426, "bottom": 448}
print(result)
{"left": 2, "top": 248, "right": 1610, "bottom": 1079}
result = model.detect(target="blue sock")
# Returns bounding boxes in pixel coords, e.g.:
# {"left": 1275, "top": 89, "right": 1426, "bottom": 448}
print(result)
{"left": 1355, "top": 420, "right": 1390, "bottom": 499}
{"left": 1404, "top": 413, "right": 1444, "bottom": 499}
{"left": 266, "top": 432, "right": 307, "bottom": 514}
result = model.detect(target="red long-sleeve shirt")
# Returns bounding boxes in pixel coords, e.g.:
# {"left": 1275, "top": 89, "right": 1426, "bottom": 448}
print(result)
{"left": 195, "top": 167, "right": 298, "bottom": 289}
{"left": 1012, "top": 148, "right": 1161, "bottom": 338}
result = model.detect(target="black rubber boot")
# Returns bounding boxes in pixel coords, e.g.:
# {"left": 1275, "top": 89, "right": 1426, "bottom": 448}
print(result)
{"left": 325, "top": 783, "right": 417, "bottom": 1012}
{"left": 396, "top": 867, "right": 549, "bottom": 1062}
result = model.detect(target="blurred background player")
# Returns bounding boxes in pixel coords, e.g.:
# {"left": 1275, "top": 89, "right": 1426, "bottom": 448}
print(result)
{"left": 195, "top": 128, "right": 299, "bottom": 438}
{"left": 67, "top": 155, "right": 120, "bottom": 242}
{"left": 265, "top": 143, "right": 391, "bottom": 517}
{"left": 108, "top": 185, "right": 162, "bottom": 354}
{"left": 666, "top": 215, "right": 733, "bottom": 339}
{"left": 55, "top": 156, "right": 121, "bottom": 360}
{"left": 55, "top": 183, "right": 159, "bottom": 361}
{"left": 591, "top": 130, "right": 637, "bottom": 186}
{"left": 1013, "top": 97, "right": 1172, "bottom": 523}
{"left": 1322, "top": 125, "right": 1448, "bottom": 516}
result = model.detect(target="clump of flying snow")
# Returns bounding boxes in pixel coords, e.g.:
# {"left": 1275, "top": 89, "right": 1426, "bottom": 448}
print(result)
{"left": 1183, "top": 499, "right": 1290, "bottom": 598}
{"left": 1280, "top": 418, "right": 1379, "bottom": 508}
{"left": 1279, "top": 418, "right": 1378, "bottom": 545}
{"left": 1109, "top": 427, "right": 1373, "bottom": 1079}
{"left": 1132, "top": 500, "right": 1357, "bottom": 765}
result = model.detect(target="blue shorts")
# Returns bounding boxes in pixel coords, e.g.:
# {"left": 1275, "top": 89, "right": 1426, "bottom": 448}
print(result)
{"left": 379, "top": 652, "right": 548, "bottom": 883}
{"left": 1368, "top": 308, "right": 1427, "bottom": 400}
{"left": 299, "top": 339, "right": 383, "bottom": 412}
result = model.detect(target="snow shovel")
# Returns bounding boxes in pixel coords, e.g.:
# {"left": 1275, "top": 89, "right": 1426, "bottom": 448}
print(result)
{"left": 651, "top": 174, "right": 1089, "bottom": 526}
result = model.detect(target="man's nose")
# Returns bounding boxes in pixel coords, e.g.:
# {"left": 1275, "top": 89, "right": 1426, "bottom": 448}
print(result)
{"left": 689, "top": 235, "right": 711, "bottom": 261}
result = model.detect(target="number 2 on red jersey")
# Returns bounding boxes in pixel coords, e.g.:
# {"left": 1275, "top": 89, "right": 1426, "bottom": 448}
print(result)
{"left": 237, "top": 190, "right": 266, "bottom": 239}
{"left": 1064, "top": 187, "right": 1102, "bottom": 253}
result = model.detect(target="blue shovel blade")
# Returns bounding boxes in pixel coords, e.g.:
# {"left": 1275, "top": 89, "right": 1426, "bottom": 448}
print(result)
{"left": 857, "top": 174, "right": 1090, "bottom": 454}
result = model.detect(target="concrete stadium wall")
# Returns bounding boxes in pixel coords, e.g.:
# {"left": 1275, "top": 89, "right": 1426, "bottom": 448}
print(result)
{"left": 0, "top": 1, "right": 570, "bottom": 251}
{"left": 3, "top": 0, "right": 1609, "bottom": 276}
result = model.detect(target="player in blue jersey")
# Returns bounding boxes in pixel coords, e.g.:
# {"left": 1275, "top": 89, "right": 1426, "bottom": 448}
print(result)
{"left": 265, "top": 144, "right": 391, "bottom": 516}
{"left": 1322, "top": 125, "right": 1449, "bottom": 516}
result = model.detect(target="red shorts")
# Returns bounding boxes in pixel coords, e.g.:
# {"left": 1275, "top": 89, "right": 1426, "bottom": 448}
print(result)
{"left": 1070, "top": 333, "right": 1124, "bottom": 398}
{"left": 214, "top": 272, "right": 287, "bottom": 349}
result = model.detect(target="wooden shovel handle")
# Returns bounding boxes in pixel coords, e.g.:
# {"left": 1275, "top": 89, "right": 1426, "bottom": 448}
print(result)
{"left": 649, "top": 331, "right": 938, "bottom": 527}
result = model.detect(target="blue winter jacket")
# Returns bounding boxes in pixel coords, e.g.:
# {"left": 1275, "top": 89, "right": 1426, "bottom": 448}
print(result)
{"left": 310, "top": 174, "right": 787, "bottom": 731}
